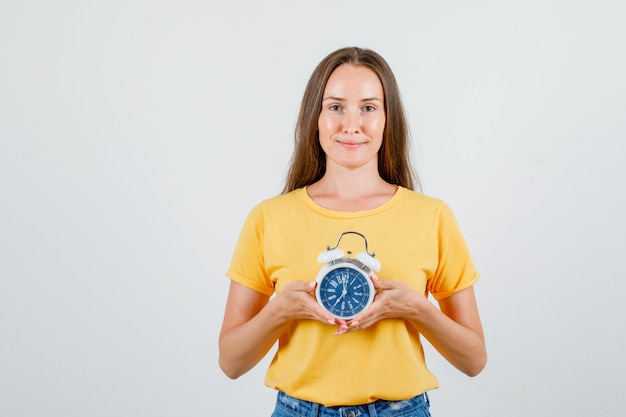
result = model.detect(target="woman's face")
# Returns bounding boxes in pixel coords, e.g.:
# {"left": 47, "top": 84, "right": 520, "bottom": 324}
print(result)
{"left": 318, "top": 64, "right": 386, "bottom": 171}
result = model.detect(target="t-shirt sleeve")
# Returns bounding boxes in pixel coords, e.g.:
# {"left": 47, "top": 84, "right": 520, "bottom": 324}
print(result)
{"left": 225, "top": 203, "right": 276, "bottom": 296}
{"left": 427, "top": 202, "right": 479, "bottom": 300}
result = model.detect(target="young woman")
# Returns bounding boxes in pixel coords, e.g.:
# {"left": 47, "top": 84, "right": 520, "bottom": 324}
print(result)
{"left": 219, "top": 47, "right": 486, "bottom": 417}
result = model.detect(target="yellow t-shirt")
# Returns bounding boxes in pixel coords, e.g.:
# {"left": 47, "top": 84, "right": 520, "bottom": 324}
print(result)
{"left": 226, "top": 187, "right": 479, "bottom": 406}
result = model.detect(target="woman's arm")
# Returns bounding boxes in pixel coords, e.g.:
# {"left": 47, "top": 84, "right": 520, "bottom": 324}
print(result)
{"left": 414, "top": 286, "right": 486, "bottom": 376}
{"left": 344, "top": 277, "right": 487, "bottom": 376}
{"left": 219, "top": 280, "right": 339, "bottom": 379}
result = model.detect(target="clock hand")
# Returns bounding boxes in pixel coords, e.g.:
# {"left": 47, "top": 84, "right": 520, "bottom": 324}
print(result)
{"left": 333, "top": 276, "right": 349, "bottom": 307}
{"left": 333, "top": 290, "right": 346, "bottom": 306}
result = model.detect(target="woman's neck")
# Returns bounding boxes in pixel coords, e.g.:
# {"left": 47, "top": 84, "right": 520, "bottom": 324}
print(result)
{"left": 306, "top": 166, "right": 397, "bottom": 212}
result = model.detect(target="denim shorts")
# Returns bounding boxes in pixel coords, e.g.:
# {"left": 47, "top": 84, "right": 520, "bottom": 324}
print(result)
{"left": 271, "top": 391, "right": 431, "bottom": 417}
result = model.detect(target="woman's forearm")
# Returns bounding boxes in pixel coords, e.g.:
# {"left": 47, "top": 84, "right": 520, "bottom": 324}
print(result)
{"left": 219, "top": 280, "right": 338, "bottom": 379}
{"left": 408, "top": 289, "right": 487, "bottom": 376}
{"left": 219, "top": 288, "right": 291, "bottom": 379}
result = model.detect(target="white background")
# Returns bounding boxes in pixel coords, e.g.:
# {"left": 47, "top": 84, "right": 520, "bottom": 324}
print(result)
{"left": 1, "top": 1, "right": 625, "bottom": 416}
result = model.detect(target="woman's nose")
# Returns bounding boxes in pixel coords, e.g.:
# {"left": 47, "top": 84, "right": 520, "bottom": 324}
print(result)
{"left": 343, "top": 111, "right": 360, "bottom": 134}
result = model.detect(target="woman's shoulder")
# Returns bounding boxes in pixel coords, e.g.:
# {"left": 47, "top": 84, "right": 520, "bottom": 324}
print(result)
{"left": 398, "top": 188, "right": 464, "bottom": 230}
{"left": 248, "top": 188, "right": 304, "bottom": 214}
{"left": 399, "top": 187, "right": 446, "bottom": 209}
{"left": 260, "top": 188, "right": 303, "bottom": 206}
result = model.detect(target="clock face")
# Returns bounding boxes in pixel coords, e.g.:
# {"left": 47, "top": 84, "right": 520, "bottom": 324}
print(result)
{"left": 316, "top": 264, "right": 373, "bottom": 319}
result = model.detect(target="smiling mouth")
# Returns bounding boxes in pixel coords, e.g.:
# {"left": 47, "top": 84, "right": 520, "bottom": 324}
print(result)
{"left": 338, "top": 140, "right": 366, "bottom": 148}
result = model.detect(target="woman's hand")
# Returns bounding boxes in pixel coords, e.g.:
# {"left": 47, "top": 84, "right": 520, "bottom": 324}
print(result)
{"left": 220, "top": 279, "right": 347, "bottom": 378}
{"left": 334, "top": 274, "right": 487, "bottom": 376}
{"left": 276, "top": 280, "right": 347, "bottom": 327}
{"left": 334, "top": 274, "right": 425, "bottom": 334}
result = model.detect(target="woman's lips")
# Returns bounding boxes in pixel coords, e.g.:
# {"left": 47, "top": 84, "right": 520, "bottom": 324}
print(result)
{"left": 337, "top": 140, "right": 366, "bottom": 148}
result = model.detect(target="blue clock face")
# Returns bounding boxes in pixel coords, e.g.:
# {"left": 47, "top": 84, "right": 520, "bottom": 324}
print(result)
{"left": 318, "top": 266, "right": 372, "bottom": 319}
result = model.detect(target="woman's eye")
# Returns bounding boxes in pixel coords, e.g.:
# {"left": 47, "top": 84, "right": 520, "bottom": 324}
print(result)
{"left": 363, "top": 105, "right": 375, "bottom": 112}
{"left": 329, "top": 105, "right": 342, "bottom": 111}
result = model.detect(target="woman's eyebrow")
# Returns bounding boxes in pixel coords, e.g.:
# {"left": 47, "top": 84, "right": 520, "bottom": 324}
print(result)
{"left": 322, "top": 96, "right": 382, "bottom": 102}
{"left": 322, "top": 96, "right": 345, "bottom": 102}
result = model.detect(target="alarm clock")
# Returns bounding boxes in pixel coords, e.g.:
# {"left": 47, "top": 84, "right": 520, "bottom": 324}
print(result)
{"left": 314, "top": 231, "right": 381, "bottom": 320}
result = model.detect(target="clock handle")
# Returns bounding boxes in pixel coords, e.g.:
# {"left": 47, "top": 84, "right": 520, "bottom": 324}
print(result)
{"left": 328, "top": 231, "right": 377, "bottom": 258}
